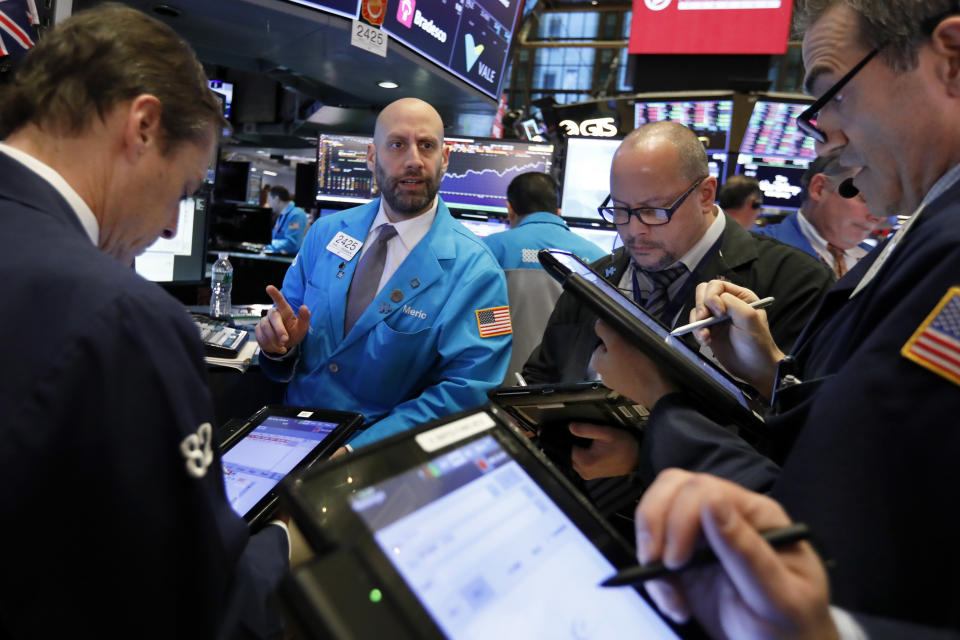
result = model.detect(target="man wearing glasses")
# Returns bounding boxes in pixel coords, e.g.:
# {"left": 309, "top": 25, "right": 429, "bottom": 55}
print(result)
{"left": 717, "top": 175, "right": 764, "bottom": 229}
{"left": 589, "top": 1, "right": 960, "bottom": 636}
{"left": 520, "top": 121, "right": 831, "bottom": 484}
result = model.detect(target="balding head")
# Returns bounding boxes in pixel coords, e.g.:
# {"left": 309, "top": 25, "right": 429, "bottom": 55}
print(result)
{"left": 615, "top": 121, "right": 709, "bottom": 184}
{"left": 368, "top": 97, "right": 450, "bottom": 220}
{"left": 374, "top": 98, "right": 445, "bottom": 148}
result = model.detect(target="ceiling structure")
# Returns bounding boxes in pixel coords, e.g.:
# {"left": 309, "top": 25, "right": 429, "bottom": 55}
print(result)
{"left": 73, "top": 0, "right": 506, "bottom": 141}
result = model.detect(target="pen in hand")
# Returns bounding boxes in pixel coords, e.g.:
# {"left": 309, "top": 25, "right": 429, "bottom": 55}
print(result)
{"left": 669, "top": 296, "right": 775, "bottom": 337}
{"left": 600, "top": 522, "right": 811, "bottom": 587}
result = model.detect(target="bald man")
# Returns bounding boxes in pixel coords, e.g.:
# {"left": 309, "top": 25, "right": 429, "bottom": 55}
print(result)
{"left": 522, "top": 122, "right": 832, "bottom": 486}
{"left": 257, "top": 98, "right": 511, "bottom": 448}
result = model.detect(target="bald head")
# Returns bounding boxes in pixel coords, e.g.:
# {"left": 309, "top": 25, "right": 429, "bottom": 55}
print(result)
{"left": 368, "top": 97, "right": 450, "bottom": 220}
{"left": 374, "top": 98, "right": 445, "bottom": 147}
{"left": 615, "top": 121, "right": 709, "bottom": 184}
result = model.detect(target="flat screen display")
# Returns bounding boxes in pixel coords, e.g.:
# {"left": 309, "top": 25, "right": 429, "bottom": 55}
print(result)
{"left": 441, "top": 137, "right": 554, "bottom": 214}
{"left": 568, "top": 224, "right": 620, "bottom": 255}
{"left": 559, "top": 137, "right": 620, "bottom": 222}
{"left": 222, "top": 415, "right": 339, "bottom": 519}
{"left": 629, "top": 0, "right": 793, "bottom": 55}
{"left": 634, "top": 97, "right": 733, "bottom": 188}
{"left": 134, "top": 196, "right": 208, "bottom": 284}
{"left": 208, "top": 80, "right": 233, "bottom": 118}
{"left": 381, "top": 0, "right": 525, "bottom": 100}
{"left": 456, "top": 215, "right": 510, "bottom": 237}
{"left": 348, "top": 434, "right": 682, "bottom": 639}
{"left": 317, "top": 133, "right": 378, "bottom": 204}
{"left": 735, "top": 99, "right": 816, "bottom": 212}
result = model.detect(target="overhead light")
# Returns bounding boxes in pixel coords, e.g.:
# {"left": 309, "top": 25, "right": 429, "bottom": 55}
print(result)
{"left": 262, "top": 170, "right": 278, "bottom": 176}
{"left": 378, "top": 81, "right": 399, "bottom": 89}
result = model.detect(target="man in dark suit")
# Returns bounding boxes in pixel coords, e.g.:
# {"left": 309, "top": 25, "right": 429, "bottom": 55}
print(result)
{"left": 522, "top": 121, "right": 832, "bottom": 483}
{"left": 591, "top": 0, "right": 960, "bottom": 635}
{"left": 0, "top": 6, "right": 289, "bottom": 636}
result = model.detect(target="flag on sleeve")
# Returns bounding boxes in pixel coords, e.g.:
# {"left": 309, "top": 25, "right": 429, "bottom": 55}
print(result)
{"left": 901, "top": 287, "right": 960, "bottom": 387}
{"left": 0, "top": 0, "right": 38, "bottom": 58}
{"left": 475, "top": 306, "right": 512, "bottom": 338}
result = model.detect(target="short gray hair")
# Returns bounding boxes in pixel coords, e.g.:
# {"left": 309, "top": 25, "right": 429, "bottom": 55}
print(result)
{"left": 794, "top": 0, "right": 956, "bottom": 73}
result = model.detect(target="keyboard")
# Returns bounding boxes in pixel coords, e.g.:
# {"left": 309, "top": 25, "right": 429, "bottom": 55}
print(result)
{"left": 191, "top": 314, "right": 250, "bottom": 358}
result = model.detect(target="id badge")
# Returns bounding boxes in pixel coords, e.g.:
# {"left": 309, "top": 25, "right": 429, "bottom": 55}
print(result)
{"left": 326, "top": 231, "right": 363, "bottom": 261}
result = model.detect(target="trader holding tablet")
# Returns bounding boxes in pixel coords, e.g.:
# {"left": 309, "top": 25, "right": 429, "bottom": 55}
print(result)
{"left": 0, "top": 6, "right": 288, "bottom": 636}
{"left": 523, "top": 122, "right": 832, "bottom": 484}
{"left": 594, "top": 0, "right": 960, "bottom": 634}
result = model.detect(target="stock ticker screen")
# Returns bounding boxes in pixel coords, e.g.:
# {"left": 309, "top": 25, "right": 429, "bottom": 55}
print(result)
{"left": 382, "top": 0, "right": 523, "bottom": 99}
{"left": 735, "top": 100, "right": 817, "bottom": 211}
{"left": 634, "top": 97, "right": 734, "bottom": 187}
{"left": 316, "top": 133, "right": 378, "bottom": 204}
{"left": 440, "top": 137, "right": 555, "bottom": 213}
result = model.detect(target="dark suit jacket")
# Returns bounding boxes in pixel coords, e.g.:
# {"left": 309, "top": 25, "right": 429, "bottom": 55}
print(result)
{"left": 0, "top": 151, "right": 287, "bottom": 638}
{"left": 522, "top": 213, "right": 834, "bottom": 384}
{"left": 646, "top": 176, "right": 960, "bottom": 636}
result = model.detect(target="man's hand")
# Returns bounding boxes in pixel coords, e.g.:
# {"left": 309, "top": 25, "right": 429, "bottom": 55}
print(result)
{"left": 254, "top": 285, "right": 311, "bottom": 356}
{"left": 691, "top": 280, "right": 785, "bottom": 399}
{"left": 590, "top": 319, "right": 678, "bottom": 409}
{"left": 569, "top": 423, "right": 640, "bottom": 480}
{"left": 635, "top": 469, "right": 837, "bottom": 640}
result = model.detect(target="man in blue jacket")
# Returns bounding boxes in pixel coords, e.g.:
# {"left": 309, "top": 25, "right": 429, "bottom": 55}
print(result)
{"left": 483, "top": 172, "right": 606, "bottom": 381}
{"left": 256, "top": 98, "right": 511, "bottom": 449}
{"left": 755, "top": 151, "right": 883, "bottom": 278}
{"left": 265, "top": 185, "right": 308, "bottom": 254}
{"left": 0, "top": 6, "right": 288, "bottom": 636}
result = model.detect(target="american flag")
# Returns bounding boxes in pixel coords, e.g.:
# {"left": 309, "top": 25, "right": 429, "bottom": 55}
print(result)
{"left": 476, "top": 306, "right": 512, "bottom": 338}
{"left": 902, "top": 287, "right": 960, "bottom": 387}
{"left": 0, "top": 0, "right": 38, "bottom": 58}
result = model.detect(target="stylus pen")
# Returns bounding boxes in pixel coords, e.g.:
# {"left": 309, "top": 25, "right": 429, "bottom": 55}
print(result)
{"left": 669, "top": 296, "right": 776, "bottom": 337}
{"left": 600, "top": 522, "right": 811, "bottom": 587}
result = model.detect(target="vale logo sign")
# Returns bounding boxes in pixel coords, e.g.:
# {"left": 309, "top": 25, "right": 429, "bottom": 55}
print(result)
{"left": 464, "top": 33, "right": 484, "bottom": 72}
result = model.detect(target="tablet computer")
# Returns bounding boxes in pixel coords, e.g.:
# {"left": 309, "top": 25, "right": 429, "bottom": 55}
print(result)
{"left": 278, "top": 409, "right": 693, "bottom": 640}
{"left": 538, "top": 249, "right": 763, "bottom": 430}
{"left": 488, "top": 381, "right": 648, "bottom": 435}
{"left": 219, "top": 405, "right": 363, "bottom": 528}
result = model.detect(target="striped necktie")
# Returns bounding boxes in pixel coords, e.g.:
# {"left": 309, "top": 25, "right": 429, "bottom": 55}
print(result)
{"left": 826, "top": 243, "right": 848, "bottom": 278}
{"left": 641, "top": 263, "right": 689, "bottom": 323}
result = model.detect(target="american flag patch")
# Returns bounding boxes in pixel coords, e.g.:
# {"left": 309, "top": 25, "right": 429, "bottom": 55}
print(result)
{"left": 475, "top": 306, "right": 512, "bottom": 338}
{"left": 901, "top": 287, "right": 960, "bottom": 387}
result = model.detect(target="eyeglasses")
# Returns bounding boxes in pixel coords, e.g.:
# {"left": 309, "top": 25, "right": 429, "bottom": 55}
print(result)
{"left": 598, "top": 177, "right": 706, "bottom": 226}
{"left": 796, "top": 47, "right": 881, "bottom": 143}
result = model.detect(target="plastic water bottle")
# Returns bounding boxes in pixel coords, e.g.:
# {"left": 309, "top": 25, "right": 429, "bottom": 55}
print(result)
{"left": 210, "top": 252, "right": 233, "bottom": 319}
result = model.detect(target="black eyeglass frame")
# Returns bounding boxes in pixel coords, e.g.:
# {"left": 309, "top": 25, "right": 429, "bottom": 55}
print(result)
{"left": 598, "top": 177, "right": 707, "bottom": 226}
{"left": 796, "top": 47, "right": 881, "bottom": 143}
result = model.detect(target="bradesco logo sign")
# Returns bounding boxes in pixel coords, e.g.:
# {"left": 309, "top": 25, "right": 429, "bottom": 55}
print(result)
{"left": 396, "top": 0, "right": 448, "bottom": 43}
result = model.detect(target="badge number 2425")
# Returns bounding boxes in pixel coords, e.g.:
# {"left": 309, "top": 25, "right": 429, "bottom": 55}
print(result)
{"left": 351, "top": 20, "right": 387, "bottom": 58}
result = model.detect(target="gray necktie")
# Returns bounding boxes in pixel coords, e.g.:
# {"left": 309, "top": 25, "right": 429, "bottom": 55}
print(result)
{"left": 344, "top": 224, "right": 397, "bottom": 336}
{"left": 643, "top": 263, "right": 688, "bottom": 323}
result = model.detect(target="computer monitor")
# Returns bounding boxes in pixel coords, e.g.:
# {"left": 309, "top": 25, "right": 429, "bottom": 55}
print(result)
{"left": 567, "top": 222, "right": 621, "bottom": 255}
{"left": 441, "top": 137, "right": 555, "bottom": 215}
{"left": 734, "top": 96, "right": 817, "bottom": 212}
{"left": 634, "top": 93, "right": 734, "bottom": 187}
{"left": 559, "top": 137, "right": 621, "bottom": 222}
{"left": 316, "top": 133, "right": 377, "bottom": 205}
{"left": 452, "top": 211, "right": 510, "bottom": 238}
{"left": 208, "top": 80, "right": 233, "bottom": 118}
{"left": 134, "top": 196, "right": 208, "bottom": 284}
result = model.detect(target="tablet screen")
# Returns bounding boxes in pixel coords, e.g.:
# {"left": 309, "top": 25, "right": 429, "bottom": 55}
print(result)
{"left": 549, "top": 250, "right": 751, "bottom": 410}
{"left": 222, "top": 415, "right": 339, "bottom": 519}
{"left": 348, "top": 435, "right": 681, "bottom": 639}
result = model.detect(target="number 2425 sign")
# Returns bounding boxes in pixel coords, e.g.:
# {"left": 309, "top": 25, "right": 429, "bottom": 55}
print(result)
{"left": 351, "top": 20, "right": 388, "bottom": 58}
